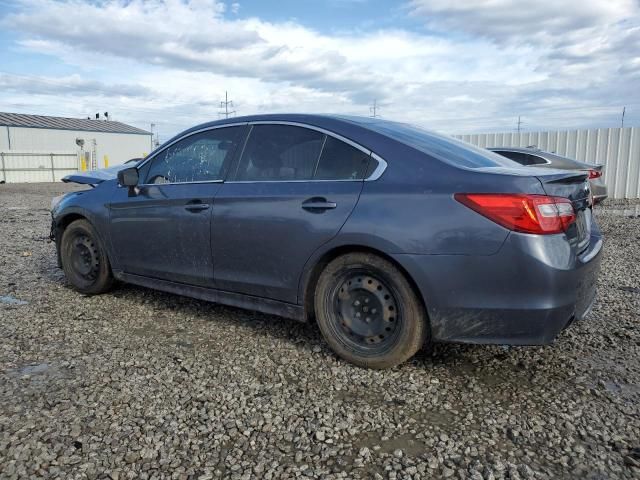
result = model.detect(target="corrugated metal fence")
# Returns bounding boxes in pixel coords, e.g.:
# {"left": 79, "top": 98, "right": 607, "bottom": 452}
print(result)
{"left": 455, "top": 127, "right": 640, "bottom": 199}
{"left": 0, "top": 151, "right": 79, "bottom": 183}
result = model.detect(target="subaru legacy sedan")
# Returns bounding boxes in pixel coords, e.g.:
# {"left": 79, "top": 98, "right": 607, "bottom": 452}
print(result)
{"left": 51, "top": 114, "right": 602, "bottom": 369}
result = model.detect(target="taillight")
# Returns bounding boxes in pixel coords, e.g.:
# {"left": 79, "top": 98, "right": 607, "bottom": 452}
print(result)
{"left": 588, "top": 169, "right": 602, "bottom": 179}
{"left": 455, "top": 193, "right": 576, "bottom": 234}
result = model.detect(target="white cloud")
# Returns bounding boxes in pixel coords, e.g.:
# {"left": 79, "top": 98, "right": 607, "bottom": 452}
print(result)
{"left": 407, "top": 0, "right": 636, "bottom": 43}
{"left": 1, "top": 0, "right": 639, "bottom": 137}
{"left": 5, "top": 0, "right": 385, "bottom": 99}
{"left": 0, "top": 72, "right": 151, "bottom": 98}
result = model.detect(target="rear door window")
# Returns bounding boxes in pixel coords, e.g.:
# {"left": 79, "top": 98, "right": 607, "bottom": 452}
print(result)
{"left": 235, "top": 124, "right": 374, "bottom": 181}
{"left": 235, "top": 125, "right": 323, "bottom": 181}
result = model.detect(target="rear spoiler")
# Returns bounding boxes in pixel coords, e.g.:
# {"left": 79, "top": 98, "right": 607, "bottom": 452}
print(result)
{"left": 541, "top": 172, "right": 588, "bottom": 184}
{"left": 536, "top": 171, "right": 591, "bottom": 202}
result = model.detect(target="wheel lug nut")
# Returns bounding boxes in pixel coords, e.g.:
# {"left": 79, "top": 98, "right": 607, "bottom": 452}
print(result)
{"left": 365, "top": 298, "right": 370, "bottom": 303}
{"left": 371, "top": 309, "right": 377, "bottom": 314}
{"left": 354, "top": 300, "right": 360, "bottom": 307}
{"left": 365, "top": 317, "right": 371, "bottom": 323}
{"left": 355, "top": 312, "right": 361, "bottom": 318}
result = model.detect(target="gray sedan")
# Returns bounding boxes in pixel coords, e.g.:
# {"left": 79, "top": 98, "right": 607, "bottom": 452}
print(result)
{"left": 488, "top": 147, "right": 607, "bottom": 203}
{"left": 50, "top": 115, "right": 602, "bottom": 368}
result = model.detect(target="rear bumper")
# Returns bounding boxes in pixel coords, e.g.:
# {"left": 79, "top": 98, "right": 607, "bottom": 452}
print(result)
{"left": 392, "top": 224, "right": 603, "bottom": 345}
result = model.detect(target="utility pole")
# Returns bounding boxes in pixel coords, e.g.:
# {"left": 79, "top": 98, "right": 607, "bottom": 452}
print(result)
{"left": 621, "top": 107, "right": 626, "bottom": 128}
{"left": 219, "top": 91, "right": 236, "bottom": 119}
{"left": 516, "top": 116, "right": 523, "bottom": 134}
{"left": 370, "top": 99, "right": 380, "bottom": 118}
{"left": 150, "top": 123, "right": 155, "bottom": 151}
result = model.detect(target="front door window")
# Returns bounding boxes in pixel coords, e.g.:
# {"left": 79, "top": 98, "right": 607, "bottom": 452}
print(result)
{"left": 145, "top": 127, "right": 243, "bottom": 184}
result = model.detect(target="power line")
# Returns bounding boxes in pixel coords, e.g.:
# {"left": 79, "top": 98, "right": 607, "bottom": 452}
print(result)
{"left": 218, "top": 91, "right": 236, "bottom": 119}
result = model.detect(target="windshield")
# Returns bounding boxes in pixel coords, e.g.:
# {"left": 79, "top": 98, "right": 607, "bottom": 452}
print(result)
{"left": 349, "top": 118, "right": 521, "bottom": 169}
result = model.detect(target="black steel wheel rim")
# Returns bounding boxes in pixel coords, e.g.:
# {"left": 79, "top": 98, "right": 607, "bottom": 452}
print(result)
{"left": 331, "top": 271, "right": 401, "bottom": 351}
{"left": 69, "top": 234, "right": 100, "bottom": 281}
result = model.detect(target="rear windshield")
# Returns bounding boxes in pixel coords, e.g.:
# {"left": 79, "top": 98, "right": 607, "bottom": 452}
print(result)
{"left": 362, "top": 120, "right": 521, "bottom": 169}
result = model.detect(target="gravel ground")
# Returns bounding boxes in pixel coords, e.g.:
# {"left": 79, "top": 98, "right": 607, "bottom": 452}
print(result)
{"left": 1, "top": 182, "right": 639, "bottom": 480}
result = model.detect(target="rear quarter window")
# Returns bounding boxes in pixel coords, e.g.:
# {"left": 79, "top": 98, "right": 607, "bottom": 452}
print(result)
{"left": 314, "top": 136, "right": 370, "bottom": 180}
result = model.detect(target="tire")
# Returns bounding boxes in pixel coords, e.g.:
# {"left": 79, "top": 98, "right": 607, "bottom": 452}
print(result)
{"left": 60, "top": 219, "right": 114, "bottom": 295}
{"left": 314, "top": 252, "right": 428, "bottom": 369}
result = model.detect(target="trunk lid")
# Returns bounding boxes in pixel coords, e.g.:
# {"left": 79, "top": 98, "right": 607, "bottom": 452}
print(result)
{"left": 535, "top": 171, "right": 592, "bottom": 252}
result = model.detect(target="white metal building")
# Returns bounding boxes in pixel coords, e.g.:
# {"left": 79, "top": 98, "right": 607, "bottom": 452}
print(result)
{"left": 0, "top": 112, "right": 152, "bottom": 183}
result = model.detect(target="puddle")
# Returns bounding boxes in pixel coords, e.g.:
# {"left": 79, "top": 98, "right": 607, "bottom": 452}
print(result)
{"left": 356, "top": 432, "right": 429, "bottom": 456}
{"left": 0, "top": 295, "right": 28, "bottom": 305}
{"left": 603, "top": 381, "right": 640, "bottom": 396}
{"left": 576, "top": 352, "right": 640, "bottom": 402}
{"left": 13, "top": 363, "right": 50, "bottom": 375}
{"left": 5, "top": 362, "right": 75, "bottom": 385}
{"left": 576, "top": 353, "right": 629, "bottom": 378}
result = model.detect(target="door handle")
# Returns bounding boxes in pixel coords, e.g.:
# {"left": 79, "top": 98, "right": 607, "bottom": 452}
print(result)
{"left": 185, "top": 200, "right": 210, "bottom": 212}
{"left": 302, "top": 197, "right": 337, "bottom": 212}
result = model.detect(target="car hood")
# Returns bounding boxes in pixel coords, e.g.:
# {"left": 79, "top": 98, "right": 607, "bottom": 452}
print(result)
{"left": 62, "top": 164, "right": 130, "bottom": 185}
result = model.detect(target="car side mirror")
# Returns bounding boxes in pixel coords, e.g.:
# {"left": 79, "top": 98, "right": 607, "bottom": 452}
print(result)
{"left": 117, "top": 167, "right": 139, "bottom": 196}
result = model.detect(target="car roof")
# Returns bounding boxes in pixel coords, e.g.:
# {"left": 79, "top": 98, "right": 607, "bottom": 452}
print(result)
{"left": 152, "top": 113, "right": 424, "bottom": 155}
{"left": 178, "top": 113, "right": 396, "bottom": 132}
{"left": 157, "top": 114, "right": 371, "bottom": 147}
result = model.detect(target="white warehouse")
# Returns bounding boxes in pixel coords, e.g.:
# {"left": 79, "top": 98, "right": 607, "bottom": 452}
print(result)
{"left": 0, "top": 112, "right": 152, "bottom": 183}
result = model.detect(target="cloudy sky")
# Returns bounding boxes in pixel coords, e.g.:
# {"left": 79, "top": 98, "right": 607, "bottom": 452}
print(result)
{"left": 0, "top": 0, "right": 638, "bottom": 139}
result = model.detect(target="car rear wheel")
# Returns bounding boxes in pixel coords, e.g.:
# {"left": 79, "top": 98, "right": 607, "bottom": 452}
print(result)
{"left": 60, "top": 219, "right": 114, "bottom": 295}
{"left": 314, "top": 253, "right": 428, "bottom": 369}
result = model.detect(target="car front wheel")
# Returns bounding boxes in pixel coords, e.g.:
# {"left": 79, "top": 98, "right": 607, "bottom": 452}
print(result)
{"left": 314, "top": 252, "right": 428, "bottom": 369}
{"left": 60, "top": 219, "right": 114, "bottom": 295}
